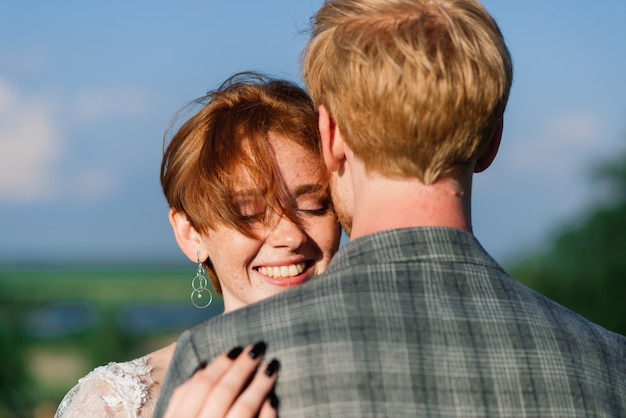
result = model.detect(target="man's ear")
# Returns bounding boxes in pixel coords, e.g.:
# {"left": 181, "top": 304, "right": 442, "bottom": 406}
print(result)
{"left": 318, "top": 104, "right": 345, "bottom": 172}
{"left": 168, "top": 209, "right": 204, "bottom": 262}
{"left": 474, "top": 116, "right": 504, "bottom": 173}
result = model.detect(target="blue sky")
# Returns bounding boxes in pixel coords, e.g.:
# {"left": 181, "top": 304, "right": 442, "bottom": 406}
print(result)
{"left": 1, "top": 1, "right": 625, "bottom": 266}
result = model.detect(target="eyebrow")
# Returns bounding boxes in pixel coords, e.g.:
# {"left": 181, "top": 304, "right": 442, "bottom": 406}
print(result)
{"left": 233, "top": 184, "right": 326, "bottom": 199}
{"left": 292, "top": 184, "right": 326, "bottom": 197}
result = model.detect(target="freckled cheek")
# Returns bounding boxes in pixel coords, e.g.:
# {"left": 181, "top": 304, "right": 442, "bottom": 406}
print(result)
{"left": 309, "top": 217, "right": 341, "bottom": 257}
{"left": 208, "top": 245, "right": 248, "bottom": 286}
{"left": 212, "top": 262, "right": 249, "bottom": 295}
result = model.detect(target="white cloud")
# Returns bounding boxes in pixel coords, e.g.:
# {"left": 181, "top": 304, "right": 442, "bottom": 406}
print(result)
{"left": 502, "top": 110, "right": 612, "bottom": 174}
{"left": 0, "top": 78, "right": 154, "bottom": 204}
{"left": 72, "top": 85, "right": 151, "bottom": 124}
{"left": 0, "top": 78, "right": 62, "bottom": 202}
{"left": 548, "top": 111, "right": 605, "bottom": 147}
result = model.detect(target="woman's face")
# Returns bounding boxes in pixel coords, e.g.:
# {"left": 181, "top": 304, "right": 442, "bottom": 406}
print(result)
{"left": 199, "top": 133, "right": 341, "bottom": 312}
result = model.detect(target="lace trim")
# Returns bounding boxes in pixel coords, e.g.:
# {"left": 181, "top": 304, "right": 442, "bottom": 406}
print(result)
{"left": 55, "top": 356, "right": 155, "bottom": 418}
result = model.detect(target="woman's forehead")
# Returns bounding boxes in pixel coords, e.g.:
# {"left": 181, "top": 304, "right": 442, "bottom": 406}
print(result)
{"left": 217, "top": 131, "right": 325, "bottom": 199}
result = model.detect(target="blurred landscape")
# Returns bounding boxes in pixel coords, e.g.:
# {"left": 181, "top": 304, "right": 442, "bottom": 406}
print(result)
{"left": 0, "top": 266, "right": 223, "bottom": 418}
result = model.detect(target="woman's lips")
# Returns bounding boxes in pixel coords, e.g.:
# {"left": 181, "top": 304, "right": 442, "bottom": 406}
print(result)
{"left": 256, "top": 261, "right": 313, "bottom": 286}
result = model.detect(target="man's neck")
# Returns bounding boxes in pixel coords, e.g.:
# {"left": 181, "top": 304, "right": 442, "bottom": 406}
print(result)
{"left": 348, "top": 171, "right": 473, "bottom": 241}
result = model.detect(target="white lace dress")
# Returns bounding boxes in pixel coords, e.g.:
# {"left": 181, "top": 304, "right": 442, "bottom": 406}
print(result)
{"left": 55, "top": 356, "right": 156, "bottom": 418}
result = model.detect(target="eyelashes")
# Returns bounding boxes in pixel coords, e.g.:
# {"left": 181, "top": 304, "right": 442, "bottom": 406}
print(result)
{"left": 239, "top": 201, "right": 332, "bottom": 225}
{"left": 298, "top": 204, "right": 331, "bottom": 217}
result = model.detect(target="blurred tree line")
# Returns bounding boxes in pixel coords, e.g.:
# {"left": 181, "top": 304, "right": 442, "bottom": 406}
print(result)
{"left": 509, "top": 149, "right": 626, "bottom": 336}
{"left": 0, "top": 268, "right": 221, "bottom": 417}
{"left": 0, "top": 296, "right": 33, "bottom": 417}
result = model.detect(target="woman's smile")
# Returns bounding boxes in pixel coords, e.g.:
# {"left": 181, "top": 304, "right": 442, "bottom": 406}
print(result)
{"left": 255, "top": 259, "right": 318, "bottom": 287}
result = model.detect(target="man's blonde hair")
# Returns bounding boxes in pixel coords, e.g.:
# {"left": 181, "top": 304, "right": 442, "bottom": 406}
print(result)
{"left": 302, "top": 0, "right": 513, "bottom": 183}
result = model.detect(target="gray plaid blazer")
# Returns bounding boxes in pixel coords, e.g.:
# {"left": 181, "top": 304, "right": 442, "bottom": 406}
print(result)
{"left": 154, "top": 228, "right": 626, "bottom": 417}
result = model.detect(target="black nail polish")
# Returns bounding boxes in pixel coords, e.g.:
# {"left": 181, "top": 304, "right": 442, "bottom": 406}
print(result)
{"left": 227, "top": 346, "right": 243, "bottom": 360}
{"left": 193, "top": 361, "right": 207, "bottom": 374}
{"left": 265, "top": 358, "right": 280, "bottom": 377}
{"left": 249, "top": 341, "right": 267, "bottom": 359}
{"left": 269, "top": 392, "right": 280, "bottom": 409}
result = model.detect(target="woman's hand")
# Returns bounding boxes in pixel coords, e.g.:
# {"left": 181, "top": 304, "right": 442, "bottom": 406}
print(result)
{"left": 164, "top": 341, "right": 279, "bottom": 418}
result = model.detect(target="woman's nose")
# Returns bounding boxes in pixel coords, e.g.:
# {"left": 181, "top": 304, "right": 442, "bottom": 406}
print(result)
{"left": 266, "top": 215, "right": 307, "bottom": 249}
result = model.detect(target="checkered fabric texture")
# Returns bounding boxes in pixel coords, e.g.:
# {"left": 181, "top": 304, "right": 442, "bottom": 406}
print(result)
{"left": 154, "top": 228, "right": 626, "bottom": 417}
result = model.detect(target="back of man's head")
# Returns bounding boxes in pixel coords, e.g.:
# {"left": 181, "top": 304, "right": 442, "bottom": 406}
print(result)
{"left": 302, "top": 0, "right": 513, "bottom": 184}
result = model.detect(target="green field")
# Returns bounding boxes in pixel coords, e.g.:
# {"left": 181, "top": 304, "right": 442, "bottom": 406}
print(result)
{"left": 0, "top": 266, "right": 223, "bottom": 418}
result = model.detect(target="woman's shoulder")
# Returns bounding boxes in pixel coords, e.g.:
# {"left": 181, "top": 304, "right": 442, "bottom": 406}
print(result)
{"left": 54, "top": 343, "right": 176, "bottom": 418}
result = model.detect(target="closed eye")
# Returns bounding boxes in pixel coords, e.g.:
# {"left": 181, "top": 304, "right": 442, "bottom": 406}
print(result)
{"left": 298, "top": 207, "right": 330, "bottom": 216}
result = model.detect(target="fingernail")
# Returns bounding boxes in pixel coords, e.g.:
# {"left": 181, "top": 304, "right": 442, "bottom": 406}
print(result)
{"left": 269, "top": 391, "right": 280, "bottom": 409}
{"left": 227, "top": 346, "right": 243, "bottom": 360}
{"left": 265, "top": 358, "right": 280, "bottom": 377}
{"left": 193, "top": 361, "right": 207, "bottom": 374}
{"left": 249, "top": 341, "right": 267, "bottom": 359}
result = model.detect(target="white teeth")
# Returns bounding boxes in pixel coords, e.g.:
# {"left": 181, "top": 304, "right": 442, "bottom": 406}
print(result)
{"left": 288, "top": 264, "right": 298, "bottom": 276}
{"left": 258, "top": 262, "right": 306, "bottom": 278}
